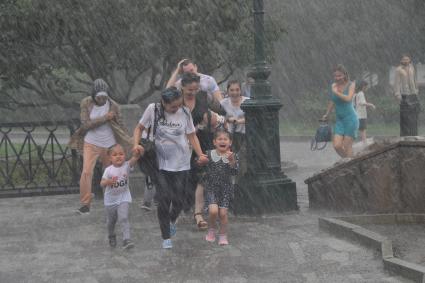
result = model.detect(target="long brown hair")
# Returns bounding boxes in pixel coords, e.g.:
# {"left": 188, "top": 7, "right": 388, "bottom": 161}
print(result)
{"left": 333, "top": 64, "right": 350, "bottom": 83}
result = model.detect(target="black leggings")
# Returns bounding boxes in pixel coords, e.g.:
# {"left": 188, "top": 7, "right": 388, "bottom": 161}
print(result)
{"left": 155, "top": 170, "right": 189, "bottom": 239}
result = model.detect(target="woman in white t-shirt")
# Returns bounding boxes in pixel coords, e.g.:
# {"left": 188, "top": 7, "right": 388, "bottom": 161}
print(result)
{"left": 220, "top": 80, "right": 249, "bottom": 153}
{"left": 133, "top": 87, "right": 208, "bottom": 249}
{"left": 220, "top": 80, "right": 249, "bottom": 180}
{"left": 354, "top": 81, "right": 376, "bottom": 143}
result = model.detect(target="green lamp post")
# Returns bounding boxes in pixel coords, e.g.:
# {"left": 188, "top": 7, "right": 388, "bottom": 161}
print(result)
{"left": 235, "top": 0, "right": 298, "bottom": 214}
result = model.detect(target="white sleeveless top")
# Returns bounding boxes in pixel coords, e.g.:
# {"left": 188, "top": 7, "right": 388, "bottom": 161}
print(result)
{"left": 84, "top": 100, "right": 116, "bottom": 148}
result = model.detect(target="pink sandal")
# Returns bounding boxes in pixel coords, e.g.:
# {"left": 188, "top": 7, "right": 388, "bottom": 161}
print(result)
{"left": 218, "top": 234, "right": 229, "bottom": 246}
{"left": 205, "top": 228, "right": 216, "bottom": 242}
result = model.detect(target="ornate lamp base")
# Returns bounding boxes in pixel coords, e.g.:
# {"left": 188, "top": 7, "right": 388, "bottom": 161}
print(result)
{"left": 235, "top": 98, "right": 298, "bottom": 215}
{"left": 234, "top": 172, "right": 298, "bottom": 214}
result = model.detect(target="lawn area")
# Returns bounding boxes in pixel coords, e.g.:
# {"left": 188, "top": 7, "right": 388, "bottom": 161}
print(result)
{"left": 0, "top": 142, "right": 78, "bottom": 188}
{"left": 0, "top": 143, "right": 70, "bottom": 158}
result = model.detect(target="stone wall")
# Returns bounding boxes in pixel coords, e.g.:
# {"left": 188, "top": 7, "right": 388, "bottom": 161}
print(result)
{"left": 398, "top": 145, "right": 425, "bottom": 212}
{"left": 306, "top": 138, "right": 425, "bottom": 213}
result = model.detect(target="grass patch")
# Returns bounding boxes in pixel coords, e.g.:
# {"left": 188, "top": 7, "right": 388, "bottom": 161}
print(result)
{"left": 0, "top": 158, "right": 79, "bottom": 188}
{"left": 0, "top": 142, "right": 79, "bottom": 189}
{"left": 0, "top": 143, "right": 70, "bottom": 158}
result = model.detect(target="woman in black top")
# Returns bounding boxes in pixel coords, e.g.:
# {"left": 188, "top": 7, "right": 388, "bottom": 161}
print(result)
{"left": 180, "top": 72, "right": 226, "bottom": 230}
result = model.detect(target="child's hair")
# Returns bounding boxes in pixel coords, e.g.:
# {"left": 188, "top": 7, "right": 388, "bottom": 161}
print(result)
{"left": 355, "top": 80, "right": 368, "bottom": 93}
{"left": 214, "top": 128, "right": 232, "bottom": 140}
{"left": 107, "top": 144, "right": 124, "bottom": 155}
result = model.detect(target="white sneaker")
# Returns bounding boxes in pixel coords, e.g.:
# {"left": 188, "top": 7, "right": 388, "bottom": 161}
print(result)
{"left": 162, "top": 239, "right": 172, "bottom": 249}
{"left": 140, "top": 202, "right": 152, "bottom": 211}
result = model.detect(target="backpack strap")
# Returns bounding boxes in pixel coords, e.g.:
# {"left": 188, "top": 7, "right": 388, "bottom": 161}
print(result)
{"left": 152, "top": 103, "right": 159, "bottom": 140}
{"left": 181, "top": 106, "right": 193, "bottom": 129}
{"left": 181, "top": 106, "right": 190, "bottom": 117}
{"left": 207, "top": 110, "right": 212, "bottom": 132}
{"left": 146, "top": 125, "right": 151, "bottom": 139}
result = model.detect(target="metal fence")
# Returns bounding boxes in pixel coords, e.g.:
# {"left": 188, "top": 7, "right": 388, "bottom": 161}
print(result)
{"left": 0, "top": 120, "right": 81, "bottom": 197}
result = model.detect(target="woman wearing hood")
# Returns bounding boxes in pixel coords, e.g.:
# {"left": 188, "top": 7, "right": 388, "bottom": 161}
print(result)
{"left": 69, "top": 78, "right": 133, "bottom": 214}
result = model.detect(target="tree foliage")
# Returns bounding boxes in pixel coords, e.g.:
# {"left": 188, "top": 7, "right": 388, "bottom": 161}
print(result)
{"left": 0, "top": 0, "right": 284, "bottom": 111}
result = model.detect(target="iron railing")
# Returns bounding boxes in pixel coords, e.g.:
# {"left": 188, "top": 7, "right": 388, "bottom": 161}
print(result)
{"left": 0, "top": 120, "right": 81, "bottom": 197}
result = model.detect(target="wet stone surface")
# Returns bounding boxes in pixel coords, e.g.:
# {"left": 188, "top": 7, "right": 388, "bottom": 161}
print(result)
{"left": 0, "top": 141, "right": 412, "bottom": 282}
{"left": 364, "top": 224, "right": 425, "bottom": 266}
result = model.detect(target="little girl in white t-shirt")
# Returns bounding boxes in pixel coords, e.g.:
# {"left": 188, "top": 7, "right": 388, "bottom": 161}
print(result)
{"left": 354, "top": 81, "right": 376, "bottom": 143}
{"left": 101, "top": 144, "right": 141, "bottom": 250}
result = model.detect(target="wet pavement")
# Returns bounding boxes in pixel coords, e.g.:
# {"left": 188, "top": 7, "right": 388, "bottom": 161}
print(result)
{"left": 0, "top": 140, "right": 412, "bottom": 283}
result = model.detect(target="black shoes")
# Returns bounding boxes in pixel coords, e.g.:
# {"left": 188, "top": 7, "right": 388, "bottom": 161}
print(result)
{"left": 109, "top": 235, "right": 117, "bottom": 248}
{"left": 109, "top": 237, "right": 134, "bottom": 250}
{"left": 76, "top": 205, "right": 90, "bottom": 215}
{"left": 122, "top": 239, "right": 134, "bottom": 250}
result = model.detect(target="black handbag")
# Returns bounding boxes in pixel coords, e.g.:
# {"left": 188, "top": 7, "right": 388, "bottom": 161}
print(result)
{"left": 138, "top": 104, "right": 159, "bottom": 181}
{"left": 311, "top": 119, "right": 332, "bottom": 151}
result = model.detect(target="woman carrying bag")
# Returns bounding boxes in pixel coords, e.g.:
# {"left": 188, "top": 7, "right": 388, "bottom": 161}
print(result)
{"left": 133, "top": 87, "right": 208, "bottom": 249}
{"left": 322, "top": 65, "right": 358, "bottom": 158}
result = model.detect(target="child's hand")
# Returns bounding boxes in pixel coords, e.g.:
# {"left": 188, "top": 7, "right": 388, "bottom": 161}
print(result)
{"left": 110, "top": 176, "right": 118, "bottom": 186}
{"left": 370, "top": 103, "right": 376, "bottom": 110}
{"left": 226, "top": 151, "right": 235, "bottom": 164}
{"left": 132, "top": 145, "right": 145, "bottom": 156}
{"left": 101, "top": 176, "right": 119, "bottom": 188}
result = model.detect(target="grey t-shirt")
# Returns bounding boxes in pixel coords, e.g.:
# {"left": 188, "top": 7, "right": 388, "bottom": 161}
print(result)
{"left": 139, "top": 103, "right": 195, "bottom": 171}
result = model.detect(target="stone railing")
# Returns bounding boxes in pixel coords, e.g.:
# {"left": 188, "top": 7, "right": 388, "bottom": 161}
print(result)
{"left": 305, "top": 137, "right": 425, "bottom": 213}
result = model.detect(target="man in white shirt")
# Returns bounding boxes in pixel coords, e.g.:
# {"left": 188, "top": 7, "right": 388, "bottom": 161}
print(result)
{"left": 394, "top": 55, "right": 419, "bottom": 101}
{"left": 166, "top": 59, "right": 223, "bottom": 103}
{"left": 394, "top": 54, "right": 420, "bottom": 136}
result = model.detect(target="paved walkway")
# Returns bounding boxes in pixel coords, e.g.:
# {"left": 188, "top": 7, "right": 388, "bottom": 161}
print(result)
{"left": 0, "top": 141, "right": 412, "bottom": 283}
